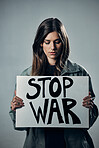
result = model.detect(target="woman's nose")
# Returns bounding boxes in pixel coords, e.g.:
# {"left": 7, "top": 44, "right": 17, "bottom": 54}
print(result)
{"left": 51, "top": 42, "right": 56, "bottom": 50}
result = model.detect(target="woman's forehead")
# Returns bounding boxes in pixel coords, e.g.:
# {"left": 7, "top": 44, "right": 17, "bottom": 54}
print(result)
{"left": 44, "top": 31, "right": 60, "bottom": 40}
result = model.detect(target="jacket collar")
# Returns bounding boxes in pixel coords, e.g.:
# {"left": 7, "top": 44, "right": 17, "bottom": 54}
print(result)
{"left": 61, "top": 60, "right": 80, "bottom": 75}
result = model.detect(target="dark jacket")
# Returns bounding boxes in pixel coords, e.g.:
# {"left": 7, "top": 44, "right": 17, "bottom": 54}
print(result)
{"left": 9, "top": 60, "right": 98, "bottom": 148}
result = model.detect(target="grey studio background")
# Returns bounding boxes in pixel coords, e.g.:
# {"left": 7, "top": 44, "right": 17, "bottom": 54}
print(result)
{"left": 0, "top": 0, "right": 99, "bottom": 148}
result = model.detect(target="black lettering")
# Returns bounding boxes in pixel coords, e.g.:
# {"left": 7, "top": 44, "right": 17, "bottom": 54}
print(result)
{"left": 47, "top": 99, "right": 64, "bottom": 124}
{"left": 38, "top": 77, "right": 51, "bottom": 98}
{"left": 26, "top": 78, "right": 41, "bottom": 99}
{"left": 62, "top": 98, "right": 81, "bottom": 124}
{"left": 49, "top": 77, "right": 62, "bottom": 97}
{"left": 63, "top": 77, "right": 73, "bottom": 97}
{"left": 29, "top": 99, "right": 49, "bottom": 123}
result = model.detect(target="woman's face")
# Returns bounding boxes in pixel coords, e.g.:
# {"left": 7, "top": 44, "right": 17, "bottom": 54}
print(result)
{"left": 42, "top": 31, "right": 62, "bottom": 65}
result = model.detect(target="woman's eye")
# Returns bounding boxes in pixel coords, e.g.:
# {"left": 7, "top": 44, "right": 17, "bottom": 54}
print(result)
{"left": 44, "top": 41, "right": 50, "bottom": 44}
{"left": 44, "top": 39, "right": 61, "bottom": 45}
{"left": 55, "top": 40, "right": 61, "bottom": 44}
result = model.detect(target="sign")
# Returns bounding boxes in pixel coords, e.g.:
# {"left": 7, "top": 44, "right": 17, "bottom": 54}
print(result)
{"left": 16, "top": 76, "right": 89, "bottom": 128}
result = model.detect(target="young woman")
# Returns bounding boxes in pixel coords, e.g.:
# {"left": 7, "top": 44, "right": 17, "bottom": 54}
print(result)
{"left": 10, "top": 18, "right": 98, "bottom": 148}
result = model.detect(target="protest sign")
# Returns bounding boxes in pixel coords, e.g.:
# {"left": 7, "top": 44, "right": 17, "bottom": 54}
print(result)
{"left": 16, "top": 76, "right": 89, "bottom": 128}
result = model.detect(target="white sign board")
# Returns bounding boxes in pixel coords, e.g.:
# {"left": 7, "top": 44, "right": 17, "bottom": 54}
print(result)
{"left": 16, "top": 76, "right": 89, "bottom": 128}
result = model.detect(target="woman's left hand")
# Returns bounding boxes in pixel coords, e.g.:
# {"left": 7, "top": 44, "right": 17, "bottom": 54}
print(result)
{"left": 82, "top": 93, "right": 94, "bottom": 109}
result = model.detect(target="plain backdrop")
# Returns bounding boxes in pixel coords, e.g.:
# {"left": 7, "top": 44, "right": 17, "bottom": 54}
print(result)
{"left": 0, "top": 0, "right": 99, "bottom": 147}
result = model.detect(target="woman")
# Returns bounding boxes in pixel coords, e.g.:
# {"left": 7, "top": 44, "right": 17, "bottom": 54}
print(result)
{"left": 9, "top": 18, "right": 98, "bottom": 148}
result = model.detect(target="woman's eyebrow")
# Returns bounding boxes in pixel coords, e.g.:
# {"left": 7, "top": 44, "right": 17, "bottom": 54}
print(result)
{"left": 54, "top": 38, "right": 60, "bottom": 41}
{"left": 44, "top": 39, "right": 50, "bottom": 41}
{"left": 44, "top": 38, "right": 60, "bottom": 41}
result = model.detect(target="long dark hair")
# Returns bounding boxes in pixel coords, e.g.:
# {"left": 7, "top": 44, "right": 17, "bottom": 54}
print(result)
{"left": 32, "top": 18, "right": 70, "bottom": 76}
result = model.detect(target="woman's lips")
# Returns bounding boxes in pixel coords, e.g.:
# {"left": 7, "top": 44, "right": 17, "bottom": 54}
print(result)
{"left": 49, "top": 52, "right": 56, "bottom": 55}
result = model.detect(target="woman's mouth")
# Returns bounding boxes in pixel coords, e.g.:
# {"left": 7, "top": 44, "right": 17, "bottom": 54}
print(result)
{"left": 49, "top": 52, "right": 56, "bottom": 55}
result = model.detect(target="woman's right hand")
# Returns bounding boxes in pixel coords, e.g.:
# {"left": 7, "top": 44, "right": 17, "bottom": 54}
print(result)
{"left": 11, "top": 91, "right": 24, "bottom": 111}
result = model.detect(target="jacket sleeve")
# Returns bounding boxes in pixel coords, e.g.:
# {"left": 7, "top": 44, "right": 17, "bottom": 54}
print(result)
{"left": 88, "top": 76, "right": 98, "bottom": 128}
{"left": 9, "top": 108, "right": 29, "bottom": 131}
{"left": 89, "top": 104, "right": 98, "bottom": 128}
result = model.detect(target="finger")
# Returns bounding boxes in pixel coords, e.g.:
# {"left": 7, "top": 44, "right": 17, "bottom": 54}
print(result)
{"left": 13, "top": 101, "right": 24, "bottom": 106}
{"left": 83, "top": 98, "right": 92, "bottom": 104}
{"left": 11, "top": 101, "right": 24, "bottom": 111}
{"left": 12, "top": 96, "right": 23, "bottom": 103}
{"left": 82, "top": 100, "right": 93, "bottom": 106}
{"left": 15, "top": 97, "right": 23, "bottom": 103}
{"left": 11, "top": 105, "right": 24, "bottom": 111}
{"left": 14, "top": 103, "right": 24, "bottom": 108}
{"left": 12, "top": 99, "right": 24, "bottom": 105}
{"left": 11, "top": 98, "right": 24, "bottom": 106}
{"left": 13, "top": 96, "right": 23, "bottom": 101}
{"left": 83, "top": 95, "right": 91, "bottom": 101}
{"left": 82, "top": 104, "right": 93, "bottom": 109}
{"left": 83, "top": 97, "right": 94, "bottom": 105}
{"left": 82, "top": 100, "right": 94, "bottom": 109}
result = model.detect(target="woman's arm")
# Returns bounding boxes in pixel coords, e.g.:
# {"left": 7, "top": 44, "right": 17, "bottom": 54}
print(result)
{"left": 89, "top": 104, "right": 98, "bottom": 128}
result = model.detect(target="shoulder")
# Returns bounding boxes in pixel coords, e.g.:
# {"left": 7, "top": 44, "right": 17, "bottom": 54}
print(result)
{"left": 68, "top": 60, "right": 88, "bottom": 73}
{"left": 20, "top": 66, "right": 32, "bottom": 76}
{"left": 62, "top": 60, "right": 89, "bottom": 76}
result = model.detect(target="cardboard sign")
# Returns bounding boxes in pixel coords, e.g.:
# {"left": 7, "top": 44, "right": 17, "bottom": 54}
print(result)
{"left": 16, "top": 76, "right": 89, "bottom": 128}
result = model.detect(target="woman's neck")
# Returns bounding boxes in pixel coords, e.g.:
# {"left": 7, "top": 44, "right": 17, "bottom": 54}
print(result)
{"left": 47, "top": 58, "right": 56, "bottom": 65}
